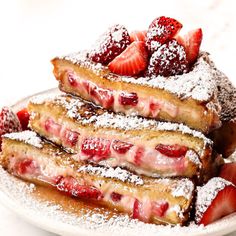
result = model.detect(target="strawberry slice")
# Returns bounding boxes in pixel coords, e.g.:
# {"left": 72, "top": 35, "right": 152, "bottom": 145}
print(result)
{"left": 176, "top": 28, "right": 203, "bottom": 65}
{"left": 119, "top": 92, "right": 138, "bottom": 106}
{"left": 196, "top": 177, "right": 236, "bottom": 226}
{"left": 130, "top": 30, "right": 147, "bottom": 42}
{"left": 89, "top": 24, "right": 130, "bottom": 65}
{"left": 0, "top": 107, "right": 22, "bottom": 149}
{"left": 56, "top": 176, "right": 103, "bottom": 200}
{"left": 146, "top": 16, "right": 183, "bottom": 52}
{"left": 111, "top": 140, "right": 133, "bottom": 154}
{"left": 155, "top": 144, "right": 188, "bottom": 157}
{"left": 16, "top": 159, "right": 38, "bottom": 175}
{"left": 81, "top": 137, "right": 111, "bottom": 160}
{"left": 17, "top": 108, "right": 30, "bottom": 130}
{"left": 219, "top": 163, "right": 236, "bottom": 186}
{"left": 108, "top": 41, "right": 148, "bottom": 76}
{"left": 152, "top": 201, "right": 169, "bottom": 217}
{"left": 63, "top": 129, "right": 79, "bottom": 147}
{"left": 110, "top": 192, "right": 122, "bottom": 202}
{"left": 147, "top": 39, "right": 188, "bottom": 77}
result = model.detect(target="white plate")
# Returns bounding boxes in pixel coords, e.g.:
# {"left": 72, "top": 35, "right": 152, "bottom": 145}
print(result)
{"left": 0, "top": 88, "right": 236, "bottom": 236}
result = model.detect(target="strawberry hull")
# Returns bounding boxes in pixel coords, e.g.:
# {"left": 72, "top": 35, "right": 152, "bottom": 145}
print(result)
{"left": 0, "top": 131, "right": 195, "bottom": 225}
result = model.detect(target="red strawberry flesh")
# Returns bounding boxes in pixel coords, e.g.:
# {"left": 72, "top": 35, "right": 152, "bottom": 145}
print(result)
{"left": 147, "top": 39, "right": 188, "bottom": 77}
{"left": 119, "top": 92, "right": 138, "bottom": 106}
{"left": 16, "top": 159, "right": 37, "bottom": 175}
{"left": 110, "top": 192, "right": 122, "bottom": 202}
{"left": 130, "top": 30, "right": 147, "bottom": 42}
{"left": 219, "top": 163, "right": 236, "bottom": 186}
{"left": 63, "top": 129, "right": 79, "bottom": 147}
{"left": 112, "top": 140, "right": 133, "bottom": 154}
{"left": 108, "top": 41, "right": 148, "bottom": 76}
{"left": 155, "top": 144, "right": 188, "bottom": 157}
{"left": 89, "top": 24, "right": 130, "bottom": 65}
{"left": 17, "top": 108, "right": 30, "bottom": 130}
{"left": 146, "top": 16, "right": 183, "bottom": 52}
{"left": 152, "top": 201, "right": 169, "bottom": 217}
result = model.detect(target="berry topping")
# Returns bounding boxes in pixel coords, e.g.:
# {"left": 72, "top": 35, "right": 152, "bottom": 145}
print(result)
{"left": 44, "top": 118, "right": 61, "bottom": 137}
{"left": 17, "top": 108, "right": 30, "bottom": 130}
{"left": 63, "top": 129, "right": 79, "bottom": 147}
{"left": 81, "top": 137, "right": 111, "bottom": 160}
{"left": 57, "top": 176, "right": 102, "bottom": 200}
{"left": 196, "top": 178, "right": 236, "bottom": 226}
{"left": 146, "top": 16, "right": 182, "bottom": 52}
{"left": 152, "top": 201, "right": 169, "bottom": 217}
{"left": 155, "top": 144, "right": 188, "bottom": 157}
{"left": 89, "top": 24, "right": 130, "bottom": 65}
{"left": 219, "top": 163, "right": 236, "bottom": 186}
{"left": 110, "top": 192, "right": 122, "bottom": 202}
{"left": 147, "top": 39, "right": 188, "bottom": 77}
{"left": 111, "top": 140, "right": 133, "bottom": 154}
{"left": 119, "top": 92, "right": 138, "bottom": 106}
{"left": 108, "top": 41, "right": 148, "bottom": 76}
{"left": 130, "top": 30, "right": 147, "bottom": 42}
{"left": 176, "top": 28, "right": 203, "bottom": 65}
{"left": 16, "top": 159, "right": 37, "bottom": 175}
{"left": 0, "top": 107, "right": 22, "bottom": 149}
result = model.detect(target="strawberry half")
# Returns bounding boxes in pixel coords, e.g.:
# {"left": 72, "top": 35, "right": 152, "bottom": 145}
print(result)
{"left": 17, "top": 108, "right": 30, "bottom": 130}
{"left": 89, "top": 24, "right": 130, "bottom": 65}
{"left": 108, "top": 41, "right": 148, "bottom": 76}
{"left": 147, "top": 39, "right": 188, "bottom": 77}
{"left": 176, "top": 28, "right": 203, "bottom": 65}
{"left": 130, "top": 30, "right": 147, "bottom": 42}
{"left": 219, "top": 163, "right": 236, "bottom": 186}
{"left": 0, "top": 107, "right": 22, "bottom": 150}
{"left": 111, "top": 140, "right": 133, "bottom": 154}
{"left": 146, "top": 16, "right": 183, "bottom": 52}
{"left": 155, "top": 144, "right": 188, "bottom": 158}
{"left": 196, "top": 177, "right": 236, "bottom": 226}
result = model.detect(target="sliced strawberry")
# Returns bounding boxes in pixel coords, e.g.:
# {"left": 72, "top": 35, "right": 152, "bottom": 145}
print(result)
{"left": 111, "top": 140, "right": 133, "bottom": 154}
{"left": 132, "top": 199, "right": 142, "bottom": 220}
{"left": 134, "top": 147, "right": 144, "bottom": 166}
{"left": 130, "top": 30, "right": 147, "bottom": 42}
{"left": 196, "top": 177, "right": 236, "bottom": 226}
{"left": 147, "top": 39, "right": 188, "bottom": 77}
{"left": 16, "top": 159, "right": 38, "bottom": 175}
{"left": 110, "top": 192, "right": 122, "bottom": 202}
{"left": 56, "top": 176, "right": 102, "bottom": 200}
{"left": 63, "top": 129, "right": 79, "bottom": 147}
{"left": 119, "top": 92, "right": 138, "bottom": 106}
{"left": 155, "top": 144, "right": 188, "bottom": 157}
{"left": 17, "top": 108, "right": 30, "bottom": 130}
{"left": 0, "top": 107, "right": 22, "bottom": 149}
{"left": 152, "top": 201, "right": 169, "bottom": 217}
{"left": 67, "top": 72, "right": 78, "bottom": 87}
{"left": 81, "top": 137, "right": 111, "bottom": 160}
{"left": 89, "top": 24, "right": 130, "bottom": 65}
{"left": 44, "top": 118, "right": 61, "bottom": 137}
{"left": 108, "top": 41, "right": 148, "bottom": 76}
{"left": 219, "top": 163, "right": 236, "bottom": 186}
{"left": 176, "top": 28, "right": 203, "bottom": 65}
{"left": 146, "top": 16, "right": 183, "bottom": 52}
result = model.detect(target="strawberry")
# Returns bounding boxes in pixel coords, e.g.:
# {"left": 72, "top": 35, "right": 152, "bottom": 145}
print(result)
{"left": 81, "top": 137, "right": 111, "bottom": 160}
{"left": 110, "top": 192, "right": 122, "bottom": 202}
{"left": 219, "top": 163, "right": 236, "bottom": 186}
{"left": 63, "top": 129, "right": 79, "bottom": 147}
{"left": 44, "top": 118, "right": 61, "bottom": 137}
{"left": 0, "top": 107, "right": 22, "bottom": 149}
{"left": 155, "top": 144, "right": 188, "bottom": 157}
{"left": 108, "top": 41, "right": 148, "bottom": 76}
{"left": 89, "top": 24, "right": 130, "bottom": 65}
{"left": 118, "top": 92, "right": 138, "bottom": 106}
{"left": 17, "top": 108, "right": 30, "bottom": 130}
{"left": 147, "top": 39, "right": 188, "bottom": 77}
{"left": 111, "top": 140, "right": 133, "bottom": 154}
{"left": 132, "top": 199, "right": 142, "bottom": 220}
{"left": 56, "top": 176, "right": 102, "bottom": 200}
{"left": 134, "top": 147, "right": 144, "bottom": 166}
{"left": 146, "top": 16, "right": 183, "bottom": 52}
{"left": 130, "top": 30, "right": 147, "bottom": 42}
{"left": 176, "top": 28, "right": 203, "bottom": 65}
{"left": 16, "top": 159, "right": 37, "bottom": 175}
{"left": 152, "top": 201, "right": 169, "bottom": 217}
{"left": 196, "top": 177, "right": 236, "bottom": 226}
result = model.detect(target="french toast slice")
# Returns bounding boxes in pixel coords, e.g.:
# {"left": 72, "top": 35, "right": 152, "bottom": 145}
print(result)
{"left": 27, "top": 94, "right": 218, "bottom": 181}
{"left": 0, "top": 131, "right": 195, "bottom": 226}
{"left": 51, "top": 51, "right": 221, "bottom": 133}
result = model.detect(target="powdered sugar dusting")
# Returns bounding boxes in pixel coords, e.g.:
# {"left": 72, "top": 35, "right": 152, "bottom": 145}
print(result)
{"left": 186, "top": 150, "right": 202, "bottom": 167}
{"left": 195, "top": 177, "right": 233, "bottom": 223}
{"left": 78, "top": 165, "right": 144, "bottom": 185}
{"left": 3, "top": 130, "right": 43, "bottom": 148}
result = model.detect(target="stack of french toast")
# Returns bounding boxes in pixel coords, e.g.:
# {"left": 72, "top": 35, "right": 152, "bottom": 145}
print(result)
{"left": 1, "top": 16, "right": 236, "bottom": 227}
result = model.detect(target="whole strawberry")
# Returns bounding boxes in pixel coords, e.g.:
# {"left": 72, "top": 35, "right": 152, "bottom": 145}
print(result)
{"left": 0, "top": 107, "right": 22, "bottom": 150}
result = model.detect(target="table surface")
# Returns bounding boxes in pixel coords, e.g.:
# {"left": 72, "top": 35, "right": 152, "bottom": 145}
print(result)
{"left": 0, "top": 0, "right": 236, "bottom": 235}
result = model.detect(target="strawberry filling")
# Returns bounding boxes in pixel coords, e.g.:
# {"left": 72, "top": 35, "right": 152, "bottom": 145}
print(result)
{"left": 64, "top": 71, "right": 178, "bottom": 119}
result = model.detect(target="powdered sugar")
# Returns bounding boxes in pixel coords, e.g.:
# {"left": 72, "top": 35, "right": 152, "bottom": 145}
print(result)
{"left": 186, "top": 150, "right": 202, "bottom": 167}
{"left": 195, "top": 177, "right": 233, "bottom": 223}
{"left": 78, "top": 165, "right": 144, "bottom": 185}
{"left": 3, "top": 130, "right": 43, "bottom": 148}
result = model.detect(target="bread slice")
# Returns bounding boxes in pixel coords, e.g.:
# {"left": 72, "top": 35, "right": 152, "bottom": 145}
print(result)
{"left": 51, "top": 51, "right": 221, "bottom": 133}
{"left": 209, "top": 69, "right": 236, "bottom": 157}
{"left": 27, "top": 94, "right": 218, "bottom": 181}
{"left": 0, "top": 131, "right": 195, "bottom": 226}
